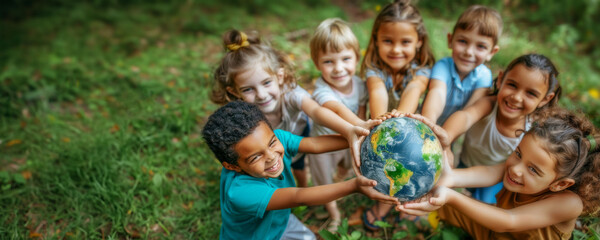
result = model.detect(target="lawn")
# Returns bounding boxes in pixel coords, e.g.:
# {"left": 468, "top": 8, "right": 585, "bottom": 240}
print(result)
{"left": 1, "top": 0, "right": 599, "bottom": 239}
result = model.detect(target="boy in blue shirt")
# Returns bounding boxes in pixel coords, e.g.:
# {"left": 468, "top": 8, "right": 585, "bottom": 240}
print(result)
{"left": 202, "top": 101, "right": 398, "bottom": 240}
{"left": 422, "top": 5, "right": 502, "bottom": 125}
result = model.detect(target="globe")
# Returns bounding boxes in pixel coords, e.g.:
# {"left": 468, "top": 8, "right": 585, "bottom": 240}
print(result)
{"left": 360, "top": 117, "right": 443, "bottom": 201}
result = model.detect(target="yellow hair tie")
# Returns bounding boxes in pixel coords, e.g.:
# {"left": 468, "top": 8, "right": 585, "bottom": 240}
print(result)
{"left": 226, "top": 32, "right": 250, "bottom": 51}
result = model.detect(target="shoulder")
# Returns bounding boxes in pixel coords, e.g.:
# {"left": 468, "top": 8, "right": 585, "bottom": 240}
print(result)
{"left": 431, "top": 57, "right": 453, "bottom": 76}
{"left": 365, "top": 68, "right": 385, "bottom": 79}
{"left": 545, "top": 191, "right": 583, "bottom": 216}
{"left": 473, "top": 64, "right": 492, "bottom": 76}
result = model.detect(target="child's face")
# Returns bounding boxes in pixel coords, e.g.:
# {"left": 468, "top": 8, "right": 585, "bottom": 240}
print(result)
{"left": 316, "top": 47, "right": 357, "bottom": 93}
{"left": 226, "top": 121, "right": 285, "bottom": 179}
{"left": 496, "top": 64, "right": 553, "bottom": 120}
{"left": 376, "top": 22, "right": 422, "bottom": 73}
{"left": 448, "top": 28, "right": 498, "bottom": 78}
{"left": 503, "top": 134, "right": 557, "bottom": 195}
{"left": 232, "top": 65, "right": 283, "bottom": 115}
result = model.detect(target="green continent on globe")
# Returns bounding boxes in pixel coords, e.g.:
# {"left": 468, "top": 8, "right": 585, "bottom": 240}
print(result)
{"left": 422, "top": 138, "right": 443, "bottom": 180}
{"left": 384, "top": 158, "right": 413, "bottom": 196}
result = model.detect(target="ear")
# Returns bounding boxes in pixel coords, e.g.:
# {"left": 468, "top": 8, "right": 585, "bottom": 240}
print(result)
{"left": 416, "top": 39, "right": 423, "bottom": 49}
{"left": 222, "top": 161, "right": 243, "bottom": 173}
{"left": 276, "top": 68, "right": 285, "bottom": 85}
{"left": 549, "top": 178, "right": 575, "bottom": 192}
{"left": 486, "top": 45, "right": 500, "bottom": 61}
{"left": 496, "top": 70, "right": 504, "bottom": 90}
{"left": 447, "top": 33, "right": 453, "bottom": 48}
{"left": 226, "top": 86, "right": 240, "bottom": 98}
{"left": 537, "top": 92, "right": 556, "bottom": 109}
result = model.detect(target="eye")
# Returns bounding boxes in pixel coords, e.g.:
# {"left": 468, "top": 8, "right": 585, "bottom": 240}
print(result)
{"left": 241, "top": 88, "right": 253, "bottom": 93}
{"left": 383, "top": 39, "right": 392, "bottom": 44}
{"left": 528, "top": 166, "right": 540, "bottom": 176}
{"left": 458, "top": 39, "right": 467, "bottom": 44}
{"left": 477, "top": 44, "right": 488, "bottom": 50}
{"left": 402, "top": 40, "right": 412, "bottom": 45}
{"left": 507, "top": 83, "right": 517, "bottom": 88}
{"left": 263, "top": 80, "right": 272, "bottom": 86}
{"left": 323, "top": 60, "right": 333, "bottom": 64}
{"left": 515, "top": 150, "right": 522, "bottom": 159}
{"left": 343, "top": 57, "right": 351, "bottom": 61}
{"left": 526, "top": 91, "right": 538, "bottom": 98}
{"left": 269, "top": 138, "right": 278, "bottom": 148}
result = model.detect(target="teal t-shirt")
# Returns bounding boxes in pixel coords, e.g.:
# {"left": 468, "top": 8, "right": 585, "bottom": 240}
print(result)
{"left": 219, "top": 129, "right": 303, "bottom": 240}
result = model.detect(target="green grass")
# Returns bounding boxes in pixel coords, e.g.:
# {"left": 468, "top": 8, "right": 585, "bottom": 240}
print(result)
{"left": 1, "top": 0, "right": 599, "bottom": 239}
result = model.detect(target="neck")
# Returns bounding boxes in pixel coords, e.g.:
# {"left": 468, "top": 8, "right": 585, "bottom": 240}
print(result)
{"left": 496, "top": 113, "right": 527, "bottom": 138}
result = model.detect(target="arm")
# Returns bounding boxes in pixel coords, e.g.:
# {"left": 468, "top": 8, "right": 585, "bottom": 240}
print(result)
{"left": 421, "top": 79, "right": 447, "bottom": 123}
{"left": 366, "top": 76, "right": 389, "bottom": 119}
{"left": 396, "top": 75, "right": 429, "bottom": 114}
{"left": 322, "top": 101, "right": 366, "bottom": 126}
{"left": 267, "top": 175, "right": 400, "bottom": 210}
{"left": 357, "top": 105, "right": 367, "bottom": 120}
{"left": 301, "top": 96, "right": 378, "bottom": 174}
{"left": 438, "top": 188, "right": 582, "bottom": 232}
{"left": 464, "top": 88, "right": 490, "bottom": 108}
{"left": 298, "top": 134, "right": 348, "bottom": 154}
{"left": 442, "top": 96, "right": 495, "bottom": 142}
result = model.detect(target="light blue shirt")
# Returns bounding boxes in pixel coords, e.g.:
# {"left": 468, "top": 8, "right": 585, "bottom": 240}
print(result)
{"left": 219, "top": 129, "right": 302, "bottom": 240}
{"left": 430, "top": 57, "right": 492, "bottom": 125}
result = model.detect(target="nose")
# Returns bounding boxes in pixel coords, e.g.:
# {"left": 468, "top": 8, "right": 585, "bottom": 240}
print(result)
{"left": 465, "top": 45, "right": 474, "bottom": 56}
{"left": 334, "top": 61, "right": 343, "bottom": 73}
{"left": 264, "top": 150, "right": 276, "bottom": 162}
{"left": 511, "top": 92, "right": 523, "bottom": 102}
{"left": 256, "top": 86, "right": 268, "bottom": 100}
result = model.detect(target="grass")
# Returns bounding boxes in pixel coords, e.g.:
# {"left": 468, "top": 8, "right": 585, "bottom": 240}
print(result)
{"left": 1, "top": 0, "right": 599, "bottom": 239}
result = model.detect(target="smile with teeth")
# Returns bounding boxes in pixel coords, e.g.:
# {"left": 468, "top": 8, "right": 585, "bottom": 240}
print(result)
{"left": 265, "top": 158, "right": 280, "bottom": 172}
{"left": 257, "top": 99, "right": 273, "bottom": 106}
{"left": 504, "top": 101, "right": 521, "bottom": 110}
{"left": 506, "top": 173, "right": 523, "bottom": 185}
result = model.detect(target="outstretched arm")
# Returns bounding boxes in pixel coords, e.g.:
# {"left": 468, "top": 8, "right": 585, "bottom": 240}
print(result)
{"left": 442, "top": 96, "right": 495, "bottom": 142}
{"left": 322, "top": 101, "right": 366, "bottom": 126}
{"left": 421, "top": 79, "right": 447, "bottom": 123}
{"left": 298, "top": 135, "right": 347, "bottom": 154}
{"left": 427, "top": 187, "right": 582, "bottom": 232}
{"left": 267, "top": 175, "right": 400, "bottom": 210}
{"left": 366, "top": 76, "right": 389, "bottom": 119}
{"left": 396, "top": 75, "right": 429, "bottom": 114}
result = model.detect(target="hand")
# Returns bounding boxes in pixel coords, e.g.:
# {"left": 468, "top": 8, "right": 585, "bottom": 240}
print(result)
{"left": 375, "top": 109, "right": 406, "bottom": 121}
{"left": 395, "top": 186, "right": 450, "bottom": 216}
{"left": 404, "top": 113, "right": 451, "bottom": 149}
{"left": 349, "top": 119, "right": 382, "bottom": 175}
{"left": 355, "top": 175, "right": 400, "bottom": 205}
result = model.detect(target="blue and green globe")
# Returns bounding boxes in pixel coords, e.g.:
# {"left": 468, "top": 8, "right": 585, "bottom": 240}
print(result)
{"left": 360, "top": 117, "right": 443, "bottom": 201}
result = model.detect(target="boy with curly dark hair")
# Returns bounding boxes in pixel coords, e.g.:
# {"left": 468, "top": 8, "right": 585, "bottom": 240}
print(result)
{"left": 203, "top": 101, "right": 398, "bottom": 240}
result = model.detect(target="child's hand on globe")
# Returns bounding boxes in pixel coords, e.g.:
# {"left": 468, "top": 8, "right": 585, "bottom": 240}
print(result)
{"left": 404, "top": 113, "right": 451, "bottom": 149}
{"left": 350, "top": 119, "right": 383, "bottom": 174}
{"left": 395, "top": 185, "right": 450, "bottom": 215}
{"left": 354, "top": 175, "right": 400, "bottom": 205}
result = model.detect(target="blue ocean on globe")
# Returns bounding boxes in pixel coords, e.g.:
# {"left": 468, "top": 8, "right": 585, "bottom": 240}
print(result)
{"left": 360, "top": 117, "right": 443, "bottom": 201}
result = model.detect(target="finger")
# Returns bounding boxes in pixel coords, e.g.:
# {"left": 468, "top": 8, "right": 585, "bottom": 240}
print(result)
{"left": 429, "top": 197, "right": 445, "bottom": 206}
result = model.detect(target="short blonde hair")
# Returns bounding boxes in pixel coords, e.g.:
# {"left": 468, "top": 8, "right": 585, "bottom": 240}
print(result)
{"left": 453, "top": 5, "right": 503, "bottom": 46}
{"left": 309, "top": 18, "right": 360, "bottom": 66}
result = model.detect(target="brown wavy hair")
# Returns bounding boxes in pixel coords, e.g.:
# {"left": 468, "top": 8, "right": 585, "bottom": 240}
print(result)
{"left": 360, "top": 0, "right": 435, "bottom": 90}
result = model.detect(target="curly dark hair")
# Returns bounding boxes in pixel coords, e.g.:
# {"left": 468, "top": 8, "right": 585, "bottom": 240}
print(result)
{"left": 202, "top": 101, "right": 271, "bottom": 165}
{"left": 530, "top": 107, "right": 600, "bottom": 216}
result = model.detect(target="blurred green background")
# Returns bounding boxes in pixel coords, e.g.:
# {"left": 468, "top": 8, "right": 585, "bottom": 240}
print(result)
{"left": 1, "top": 0, "right": 599, "bottom": 239}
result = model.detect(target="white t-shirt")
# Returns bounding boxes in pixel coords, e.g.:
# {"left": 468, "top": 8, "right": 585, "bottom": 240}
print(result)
{"left": 460, "top": 104, "right": 532, "bottom": 167}
{"left": 310, "top": 75, "right": 368, "bottom": 136}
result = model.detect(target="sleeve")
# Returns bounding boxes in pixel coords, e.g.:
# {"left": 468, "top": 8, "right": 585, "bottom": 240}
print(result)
{"left": 227, "top": 177, "right": 276, "bottom": 218}
{"left": 286, "top": 86, "right": 311, "bottom": 111}
{"left": 430, "top": 58, "right": 451, "bottom": 86}
{"left": 474, "top": 66, "right": 493, "bottom": 88}
{"left": 274, "top": 129, "right": 303, "bottom": 159}
{"left": 312, "top": 78, "right": 340, "bottom": 105}
{"left": 415, "top": 66, "right": 432, "bottom": 77}
{"left": 365, "top": 68, "right": 385, "bottom": 80}
{"left": 355, "top": 76, "right": 369, "bottom": 106}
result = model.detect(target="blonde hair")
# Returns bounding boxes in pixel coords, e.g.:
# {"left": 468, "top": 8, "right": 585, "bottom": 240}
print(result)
{"left": 309, "top": 18, "right": 360, "bottom": 66}
{"left": 453, "top": 5, "right": 503, "bottom": 46}
{"left": 211, "top": 29, "right": 297, "bottom": 105}
{"left": 360, "top": 0, "right": 435, "bottom": 87}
